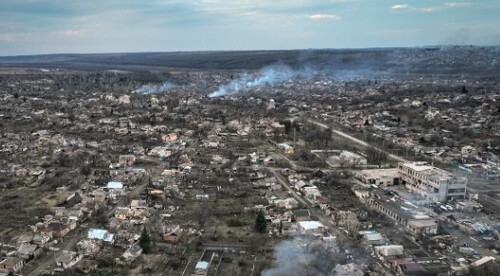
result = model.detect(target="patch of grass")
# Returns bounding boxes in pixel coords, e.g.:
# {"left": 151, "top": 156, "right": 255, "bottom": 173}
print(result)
{"left": 226, "top": 218, "right": 246, "bottom": 227}
{"left": 222, "top": 256, "right": 233, "bottom": 263}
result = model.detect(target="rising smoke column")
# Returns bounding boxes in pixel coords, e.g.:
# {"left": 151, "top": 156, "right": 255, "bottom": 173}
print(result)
{"left": 207, "top": 59, "right": 391, "bottom": 98}
{"left": 133, "top": 81, "right": 175, "bottom": 94}
{"left": 208, "top": 64, "right": 295, "bottom": 98}
{"left": 262, "top": 236, "right": 342, "bottom": 276}
{"left": 261, "top": 240, "right": 307, "bottom": 276}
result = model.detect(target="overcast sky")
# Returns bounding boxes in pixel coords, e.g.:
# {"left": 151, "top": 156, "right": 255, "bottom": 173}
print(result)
{"left": 1, "top": 0, "right": 499, "bottom": 56}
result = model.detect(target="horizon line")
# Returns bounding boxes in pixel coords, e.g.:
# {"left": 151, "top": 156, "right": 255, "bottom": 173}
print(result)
{"left": 1, "top": 44, "right": 499, "bottom": 59}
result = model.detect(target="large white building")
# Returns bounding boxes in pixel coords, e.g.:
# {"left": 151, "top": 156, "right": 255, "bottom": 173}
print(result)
{"left": 398, "top": 162, "right": 467, "bottom": 202}
{"left": 297, "top": 221, "right": 325, "bottom": 236}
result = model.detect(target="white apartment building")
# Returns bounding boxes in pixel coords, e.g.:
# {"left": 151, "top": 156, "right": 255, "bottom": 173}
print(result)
{"left": 398, "top": 162, "right": 467, "bottom": 202}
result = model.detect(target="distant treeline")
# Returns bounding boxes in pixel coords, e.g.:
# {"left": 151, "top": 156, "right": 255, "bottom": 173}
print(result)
{"left": 0, "top": 46, "right": 499, "bottom": 79}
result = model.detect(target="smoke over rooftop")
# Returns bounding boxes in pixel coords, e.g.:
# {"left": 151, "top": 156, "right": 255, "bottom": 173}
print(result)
{"left": 207, "top": 62, "right": 392, "bottom": 98}
{"left": 208, "top": 64, "right": 300, "bottom": 98}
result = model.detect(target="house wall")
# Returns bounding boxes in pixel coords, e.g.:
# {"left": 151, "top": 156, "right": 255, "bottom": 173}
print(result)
{"left": 298, "top": 226, "right": 324, "bottom": 236}
{"left": 1, "top": 258, "right": 24, "bottom": 273}
{"left": 408, "top": 222, "right": 438, "bottom": 235}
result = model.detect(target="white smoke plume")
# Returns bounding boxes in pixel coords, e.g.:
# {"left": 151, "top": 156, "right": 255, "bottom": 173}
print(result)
{"left": 207, "top": 62, "right": 388, "bottom": 98}
{"left": 208, "top": 64, "right": 301, "bottom": 98}
{"left": 262, "top": 236, "right": 343, "bottom": 276}
{"left": 133, "top": 81, "right": 175, "bottom": 94}
{"left": 261, "top": 240, "right": 308, "bottom": 276}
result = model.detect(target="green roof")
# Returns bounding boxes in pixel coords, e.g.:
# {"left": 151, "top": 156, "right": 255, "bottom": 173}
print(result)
{"left": 293, "top": 209, "right": 310, "bottom": 217}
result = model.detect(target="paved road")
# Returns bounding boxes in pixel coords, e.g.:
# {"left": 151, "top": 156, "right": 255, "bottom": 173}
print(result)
{"left": 26, "top": 226, "right": 87, "bottom": 276}
{"left": 442, "top": 225, "right": 493, "bottom": 257}
{"left": 271, "top": 168, "right": 349, "bottom": 233}
{"left": 307, "top": 119, "right": 408, "bottom": 163}
{"left": 270, "top": 169, "right": 308, "bottom": 206}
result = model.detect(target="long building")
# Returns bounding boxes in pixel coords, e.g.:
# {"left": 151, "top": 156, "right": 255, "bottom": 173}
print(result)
{"left": 398, "top": 162, "right": 467, "bottom": 202}
{"left": 364, "top": 192, "right": 438, "bottom": 236}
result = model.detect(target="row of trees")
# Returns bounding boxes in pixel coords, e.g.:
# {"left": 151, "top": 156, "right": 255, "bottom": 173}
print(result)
{"left": 366, "top": 146, "right": 388, "bottom": 167}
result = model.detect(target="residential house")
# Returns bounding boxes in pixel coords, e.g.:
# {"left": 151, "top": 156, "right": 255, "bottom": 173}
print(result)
{"left": 162, "top": 225, "right": 182, "bottom": 244}
{"left": 107, "top": 181, "right": 124, "bottom": 190}
{"left": 0, "top": 257, "right": 24, "bottom": 274}
{"left": 32, "top": 232, "right": 52, "bottom": 246}
{"left": 294, "top": 180, "right": 308, "bottom": 191}
{"left": 148, "top": 146, "right": 172, "bottom": 158}
{"left": 115, "top": 207, "right": 130, "bottom": 220}
{"left": 195, "top": 194, "right": 209, "bottom": 200}
{"left": 130, "top": 200, "right": 148, "bottom": 218}
{"left": 276, "top": 198, "right": 299, "bottom": 210}
{"left": 293, "top": 209, "right": 311, "bottom": 222}
{"left": 461, "top": 145, "right": 477, "bottom": 156}
{"left": 122, "top": 243, "right": 142, "bottom": 261}
{"left": 407, "top": 220, "right": 438, "bottom": 236}
{"left": 76, "top": 239, "right": 102, "bottom": 257}
{"left": 262, "top": 121, "right": 285, "bottom": 137}
{"left": 263, "top": 156, "right": 275, "bottom": 165}
{"left": 278, "top": 143, "right": 294, "bottom": 155}
{"left": 195, "top": 261, "right": 209, "bottom": 275}
{"left": 162, "top": 232, "right": 181, "bottom": 244}
{"left": 297, "top": 221, "right": 325, "bottom": 236}
{"left": 388, "top": 258, "right": 425, "bottom": 275}
{"left": 359, "top": 231, "right": 386, "bottom": 246}
{"left": 118, "top": 155, "right": 136, "bottom": 166}
{"left": 52, "top": 207, "right": 66, "bottom": 217}
{"left": 66, "top": 209, "right": 84, "bottom": 221}
{"left": 92, "top": 190, "right": 107, "bottom": 202}
{"left": 55, "top": 251, "right": 83, "bottom": 269}
{"left": 302, "top": 186, "right": 322, "bottom": 202}
{"left": 161, "top": 133, "right": 179, "bottom": 143}
{"left": 82, "top": 200, "right": 102, "bottom": 215}
{"left": 374, "top": 245, "right": 404, "bottom": 259}
{"left": 117, "top": 95, "right": 131, "bottom": 105}
{"left": 115, "top": 230, "right": 136, "bottom": 246}
{"left": 16, "top": 243, "right": 38, "bottom": 260}
{"left": 43, "top": 221, "right": 70, "bottom": 238}
{"left": 87, "top": 229, "right": 115, "bottom": 244}
{"left": 265, "top": 190, "right": 289, "bottom": 205}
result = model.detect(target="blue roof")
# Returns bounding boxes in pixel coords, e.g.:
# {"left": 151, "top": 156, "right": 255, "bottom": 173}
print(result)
{"left": 107, "top": 181, "right": 123, "bottom": 189}
{"left": 195, "top": 261, "right": 209, "bottom": 270}
{"left": 87, "top": 229, "right": 114, "bottom": 242}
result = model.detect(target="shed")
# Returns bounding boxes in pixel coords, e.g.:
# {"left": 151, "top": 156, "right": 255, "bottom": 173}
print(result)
{"left": 195, "top": 261, "right": 209, "bottom": 273}
{"left": 374, "top": 245, "right": 404, "bottom": 258}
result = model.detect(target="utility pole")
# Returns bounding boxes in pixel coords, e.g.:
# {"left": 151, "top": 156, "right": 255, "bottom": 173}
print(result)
{"left": 293, "top": 127, "right": 296, "bottom": 145}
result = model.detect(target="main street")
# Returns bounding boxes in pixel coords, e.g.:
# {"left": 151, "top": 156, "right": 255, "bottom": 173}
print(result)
{"left": 307, "top": 119, "right": 408, "bottom": 163}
